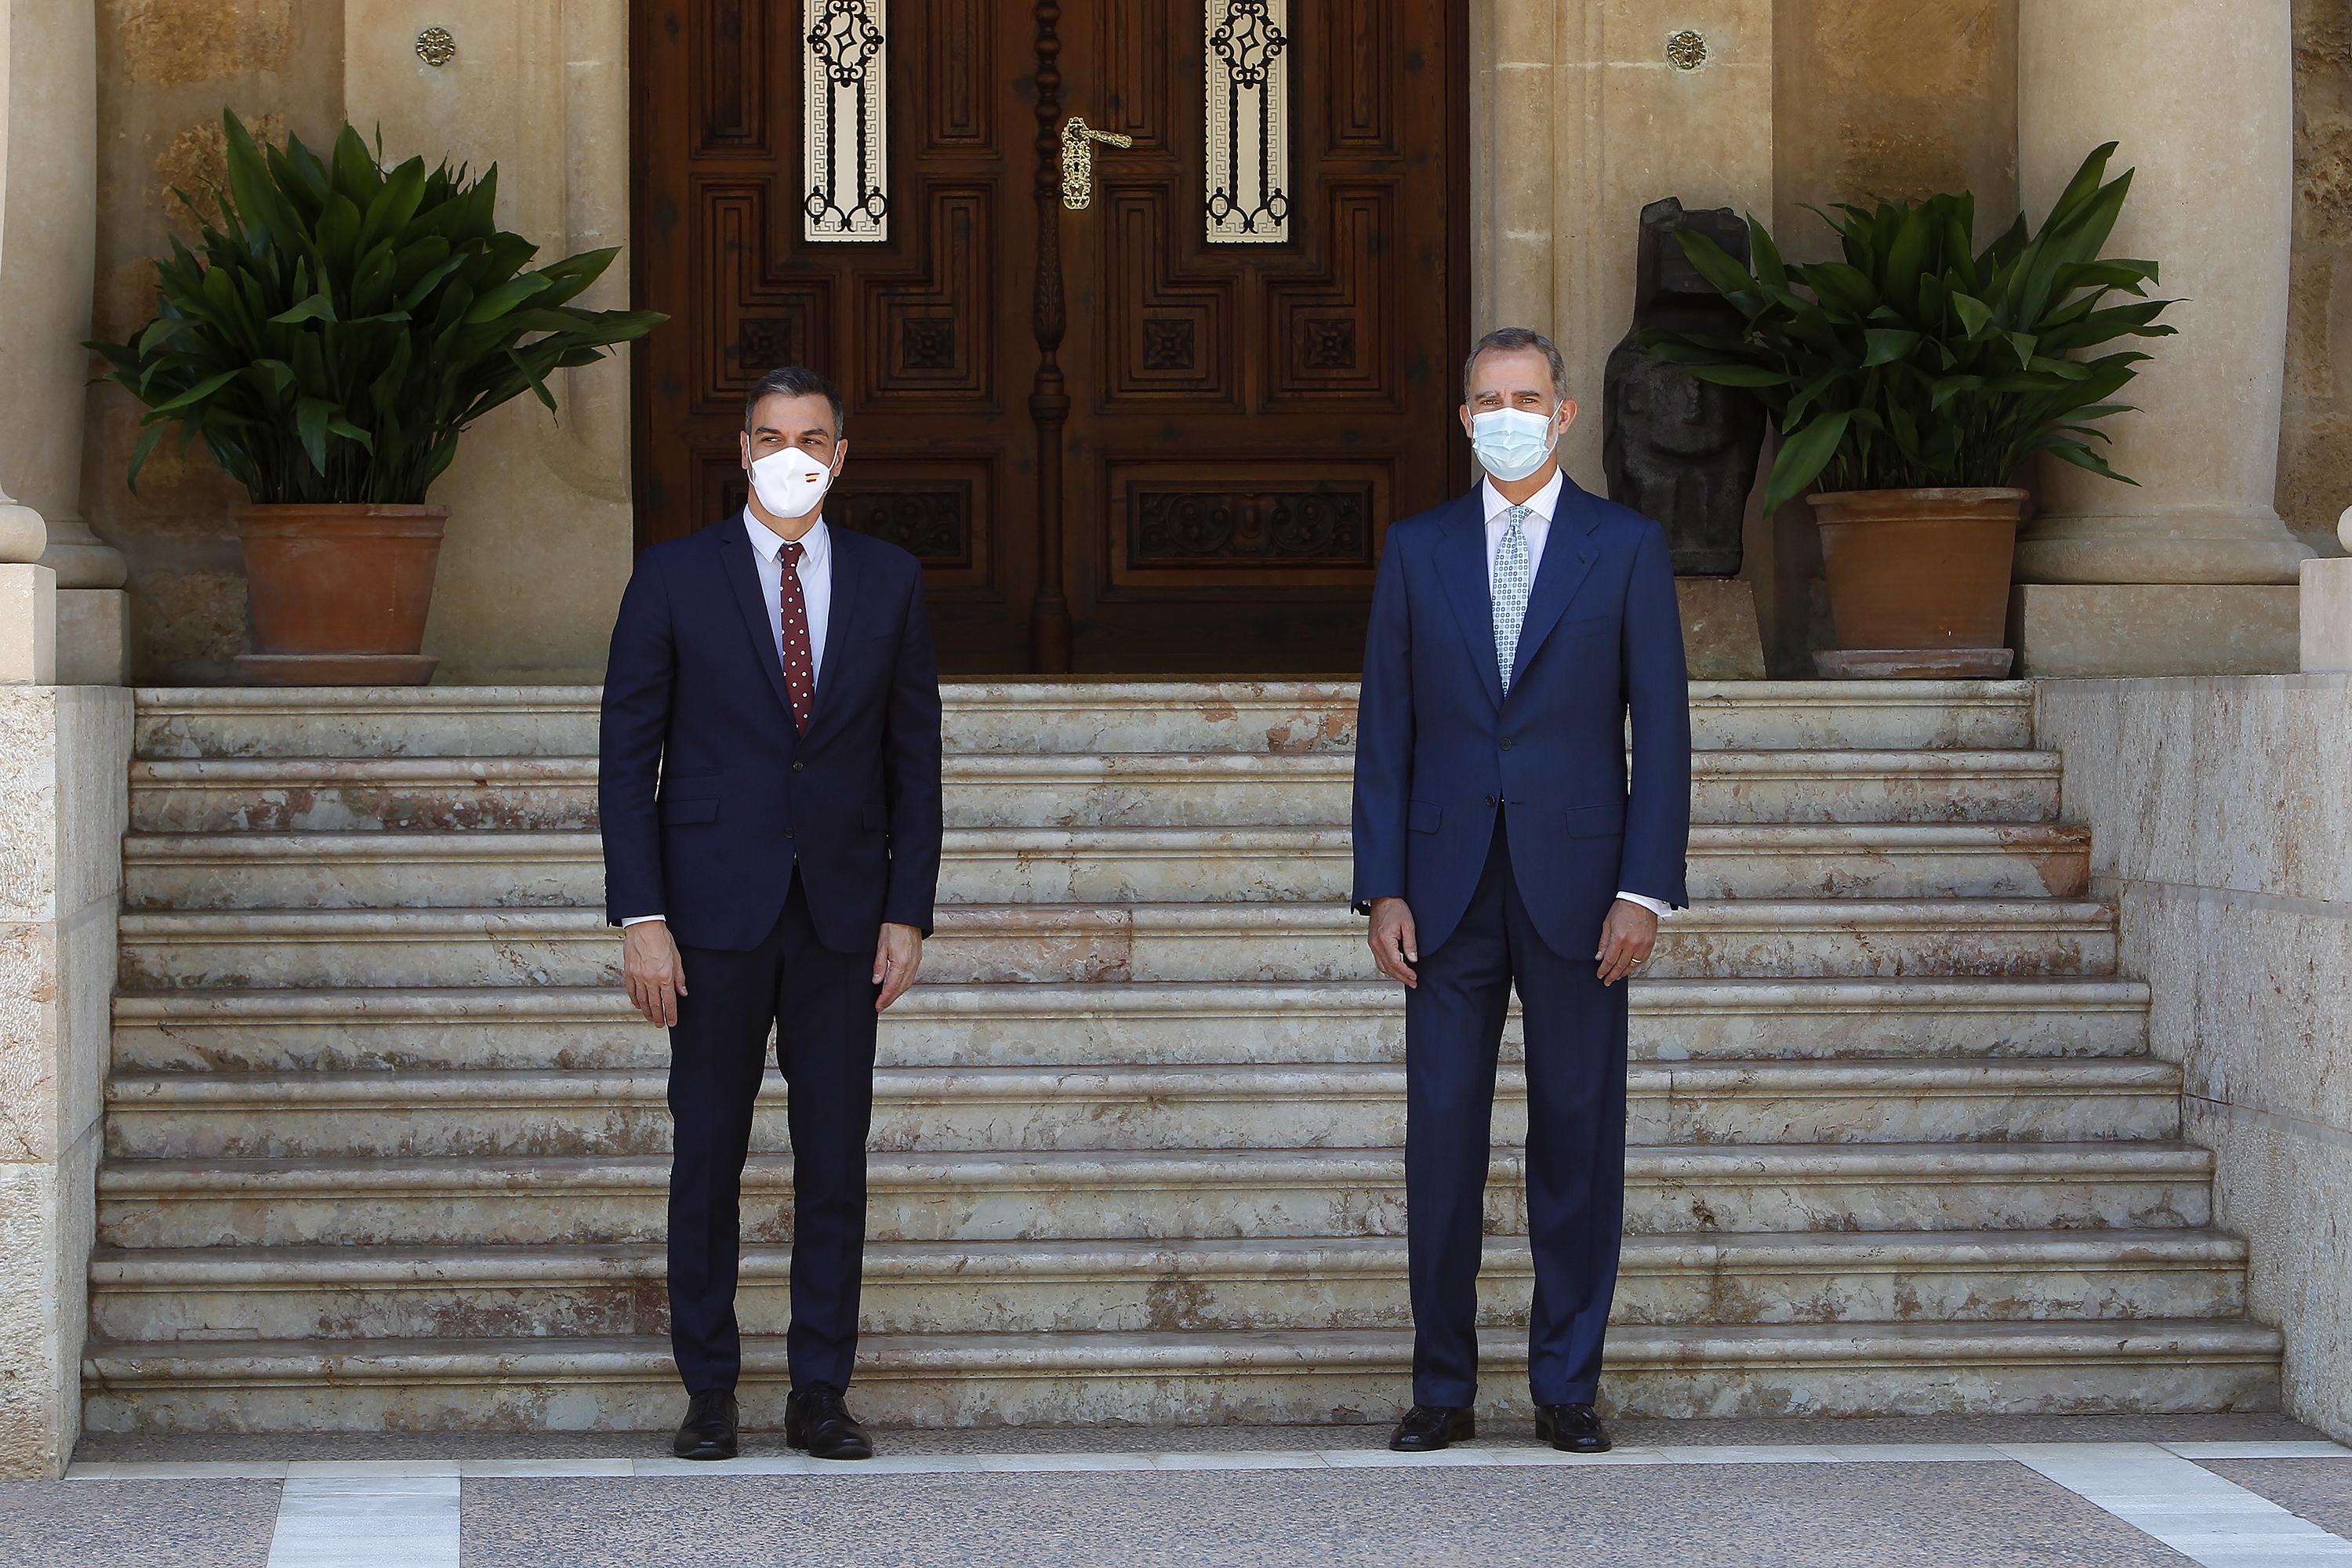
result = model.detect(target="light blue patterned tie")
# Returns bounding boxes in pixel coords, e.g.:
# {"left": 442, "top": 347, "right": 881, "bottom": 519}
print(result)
{"left": 1492, "top": 504, "right": 1533, "bottom": 695}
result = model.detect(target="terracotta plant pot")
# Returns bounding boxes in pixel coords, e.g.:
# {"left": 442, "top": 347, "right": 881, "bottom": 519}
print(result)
{"left": 234, "top": 503, "right": 448, "bottom": 685}
{"left": 1806, "top": 488, "right": 2026, "bottom": 679}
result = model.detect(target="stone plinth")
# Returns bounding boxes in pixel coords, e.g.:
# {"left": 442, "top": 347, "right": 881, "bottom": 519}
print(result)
{"left": 0, "top": 687, "right": 132, "bottom": 1479}
{"left": 0, "top": 565, "right": 57, "bottom": 685}
{"left": 2009, "top": 585, "right": 2300, "bottom": 678}
{"left": 1675, "top": 578, "right": 1767, "bottom": 680}
{"left": 2302, "top": 559, "right": 2352, "bottom": 673}
{"left": 56, "top": 590, "right": 127, "bottom": 687}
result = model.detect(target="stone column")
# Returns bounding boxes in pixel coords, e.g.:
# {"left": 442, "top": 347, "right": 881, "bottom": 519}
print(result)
{"left": 2011, "top": 0, "right": 2310, "bottom": 675}
{"left": 0, "top": 0, "right": 125, "bottom": 683}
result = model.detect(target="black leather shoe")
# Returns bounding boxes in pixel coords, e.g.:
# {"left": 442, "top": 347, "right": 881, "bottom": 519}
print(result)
{"left": 671, "top": 1389, "right": 739, "bottom": 1461}
{"left": 786, "top": 1382, "right": 875, "bottom": 1461}
{"left": 1388, "top": 1404, "right": 1475, "bottom": 1452}
{"left": 1534, "top": 1402, "right": 1611, "bottom": 1454}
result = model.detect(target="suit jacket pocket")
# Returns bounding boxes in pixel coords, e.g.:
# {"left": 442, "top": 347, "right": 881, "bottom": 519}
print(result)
{"left": 1562, "top": 800, "right": 1625, "bottom": 838}
{"left": 1409, "top": 800, "right": 1443, "bottom": 834}
{"left": 661, "top": 797, "right": 719, "bottom": 825}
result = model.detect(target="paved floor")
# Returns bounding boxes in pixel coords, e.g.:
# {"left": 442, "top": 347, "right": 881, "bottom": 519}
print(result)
{"left": 12, "top": 1420, "right": 2352, "bottom": 1568}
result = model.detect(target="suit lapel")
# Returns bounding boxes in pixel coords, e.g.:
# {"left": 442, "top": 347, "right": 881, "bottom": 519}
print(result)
{"left": 716, "top": 519, "right": 797, "bottom": 724}
{"left": 1432, "top": 491, "right": 1503, "bottom": 712}
{"left": 1507, "top": 477, "right": 1601, "bottom": 693}
{"left": 804, "top": 525, "right": 861, "bottom": 739}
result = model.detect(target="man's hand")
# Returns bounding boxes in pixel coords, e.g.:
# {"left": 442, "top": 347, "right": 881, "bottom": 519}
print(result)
{"left": 622, "top": 920, "right": 688, "bottom": 1027}
{"left": 873, "top": 921, "right": 924, "bottom": 1011}
{"left": 1368, "top": 897, "right": 1419, "bottom": 988}
{"left": 1595, "top": 898, "right": 1660, "bottom": 986}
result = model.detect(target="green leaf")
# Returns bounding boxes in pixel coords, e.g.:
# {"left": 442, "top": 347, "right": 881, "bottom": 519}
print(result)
{"left": 1674, "top": 227, "right": 1762, "bottom": 303}
{"left": 144, "top": 369, "right": 240, "bottom": 416}
{"left": 270, "top": 292, "right": 339, "bottom": 326}
{"left": 1951, "top": 293, "right": 1996, "bottom": 339}
{"left": 1763, "top": 408, "right": 1855, "bottom": 514}
{"left": 1863, "top": 328, "right": 1920, "bottom": 368}
{"left": 296, "top": 396, "right": 335, "bottom": 475}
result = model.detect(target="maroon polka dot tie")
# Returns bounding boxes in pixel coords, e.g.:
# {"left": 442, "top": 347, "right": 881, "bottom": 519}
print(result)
{"left": 777, "top": 539, "right": 815, "bottom": 735}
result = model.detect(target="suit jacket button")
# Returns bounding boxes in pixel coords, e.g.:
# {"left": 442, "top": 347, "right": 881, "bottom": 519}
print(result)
{"left": 1500, "top": 739, "right": 1515, "bottom": 750}
{"left": 793, "top": 761, "right": 804, "bottom": 771}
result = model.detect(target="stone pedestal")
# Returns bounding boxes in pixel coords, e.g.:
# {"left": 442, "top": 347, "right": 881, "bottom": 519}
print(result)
{"left": 0, "top": 564, "right": 56, "bottom": 685}
{"left": 2301, "top": 511, "right": 2352, "bottom": 673}
{"left": 56, "top": 590, "right": 127, "bottom": 687}
{"left": 1676, "top": 578, "right": 1767, "bottom": 680}
{"left": 0, "top": 687, "right": 132, "bottom": 1480}
{"left": 2012, "top": 2, "right": 2310, "bottom": 673}
{"left": 2009, "top": 585, "right": 2301, "bottom": 678}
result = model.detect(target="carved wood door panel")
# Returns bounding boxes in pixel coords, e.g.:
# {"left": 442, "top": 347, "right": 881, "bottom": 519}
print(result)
{"left": 632, "top": 0, "right": 1467, "bottom": 673}
{"left": 1052, "top": 0, "right": 1468, "bottom": 672}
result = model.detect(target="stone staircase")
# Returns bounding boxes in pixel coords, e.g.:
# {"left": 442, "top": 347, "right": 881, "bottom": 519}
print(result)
{"left": 83, "top": 681, "right": 2282, "bottom": 1432}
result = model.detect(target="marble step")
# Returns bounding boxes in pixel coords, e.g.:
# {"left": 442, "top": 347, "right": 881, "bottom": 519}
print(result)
{"left": 120, "top": 824, "right": 2092, "bottom": 909}
{"left": 77, "top": 1318, "right": 2284, "bottom": 1430}
{"left": 109, "top": 978, "right": 2153, "bottom": 1073}
{"left": 94, "top": 1142, "right": 2216, "bottom": 1249}
{"left": 125, "top": 750, "right": 2065, "bottom": 833}
{"left": 132, "top": 680, "right": 2037, "bottom": 759}
{"left": 85, "top": 1230, "right": 2251, "bottom": 1343}
{"left": 102, "top": 1058, "right": 2183, "bottom": 1160}
{"left": 118, "top": 900, "right": 2120, "bottom": 990}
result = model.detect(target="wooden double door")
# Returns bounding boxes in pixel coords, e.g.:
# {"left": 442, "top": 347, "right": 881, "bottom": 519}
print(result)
{"left": 633, "top": 0, "right": 1469, "bottom": 673}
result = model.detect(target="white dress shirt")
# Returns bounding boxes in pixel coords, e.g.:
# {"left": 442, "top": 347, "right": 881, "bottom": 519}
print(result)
{"left": 1483, "top": 472, "right": 1674, "bottom": 921}
{"left": 619, "top": 510, "right": 837, "bottom": 931}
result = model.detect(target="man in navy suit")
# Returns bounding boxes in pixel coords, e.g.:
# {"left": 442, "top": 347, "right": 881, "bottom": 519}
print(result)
{"left": 601, "top": 365, "right": 943, "bottom": 1462}
{"left": 1352, "top": 327, "right": 1692, "bottom": 1454}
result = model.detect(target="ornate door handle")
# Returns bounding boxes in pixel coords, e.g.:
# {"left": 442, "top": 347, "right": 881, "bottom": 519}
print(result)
{"left": 1060, "top": 116, "right": 1134, "bottom": 210}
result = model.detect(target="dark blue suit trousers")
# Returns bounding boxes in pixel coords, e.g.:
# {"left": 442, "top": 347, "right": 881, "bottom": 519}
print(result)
{"left": 1352, "top": 478, "right": 1691, "bottom": 1407}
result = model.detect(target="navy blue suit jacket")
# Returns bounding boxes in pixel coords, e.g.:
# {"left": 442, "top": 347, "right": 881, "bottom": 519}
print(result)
{"left": 599, "top": 517, "right": 944, "bottom": 954}
{"left": 1350, "top": 478, "right": 1692, "bottom": 957}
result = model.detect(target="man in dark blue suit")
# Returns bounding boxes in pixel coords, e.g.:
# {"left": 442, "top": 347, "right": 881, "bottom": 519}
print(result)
{"left": 1352, "top": 327, "right": 1691, "bottom": 1455}
{"left": 601, "top": 365, "right": 943, "bottom": 1463}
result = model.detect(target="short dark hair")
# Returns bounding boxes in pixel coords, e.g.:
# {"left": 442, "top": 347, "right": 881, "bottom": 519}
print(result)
{"left": 1463, "top": 327, "right": 1568, "bottom": 404}
{"left": 743, "top": 366, "right": 844, "bottom": 438}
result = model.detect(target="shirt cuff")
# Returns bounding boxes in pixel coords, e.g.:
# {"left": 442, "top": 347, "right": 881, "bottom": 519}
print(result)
{"left": 1614, "top": 891, "right": 1673, "bottom": 918}
{"left": 619, "top": 914, "right": 666, "bottom": 927}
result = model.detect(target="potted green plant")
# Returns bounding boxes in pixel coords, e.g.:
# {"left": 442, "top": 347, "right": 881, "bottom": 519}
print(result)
{"left": 1644, "top": 143, "right": 2173, "bottom": 677}
{"left": 90, "top": 111, "right": 664, "bottom": 684}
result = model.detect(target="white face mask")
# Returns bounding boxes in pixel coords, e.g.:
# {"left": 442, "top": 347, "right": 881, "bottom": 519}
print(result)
{"left": 747, "top": 444, "right": 836, "bottom": 521}
{"left": 1469, "top": 405, "right": 1559, "bottom": 483}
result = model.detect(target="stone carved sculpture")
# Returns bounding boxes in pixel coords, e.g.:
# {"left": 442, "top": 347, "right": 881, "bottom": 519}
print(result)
{"left": 1604, "top": 197, "right": 1767, "bottom": 576}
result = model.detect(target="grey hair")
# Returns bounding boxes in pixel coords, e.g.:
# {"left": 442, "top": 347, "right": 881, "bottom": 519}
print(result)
{"left": 743, "top": 365, "right": 845, "bottom": 438}
{"left": 1462, "top": 327, "right": 1568, "bottom": 404}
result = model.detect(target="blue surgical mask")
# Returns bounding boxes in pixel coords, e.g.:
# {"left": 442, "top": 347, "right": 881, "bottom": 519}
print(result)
{"left": 1470, "top": 406, "right": 1559, "bottom": 482}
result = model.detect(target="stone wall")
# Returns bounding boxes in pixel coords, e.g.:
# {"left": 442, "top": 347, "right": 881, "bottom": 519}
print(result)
{"left": 0, "top": 687, "right": 132, "bottom": 1479}
{"left": 2038, "top": 675, "right": 2352, "bottom": 1443}
{"left": 2286, "top": 0, "right": 2352, "bottom": 557}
